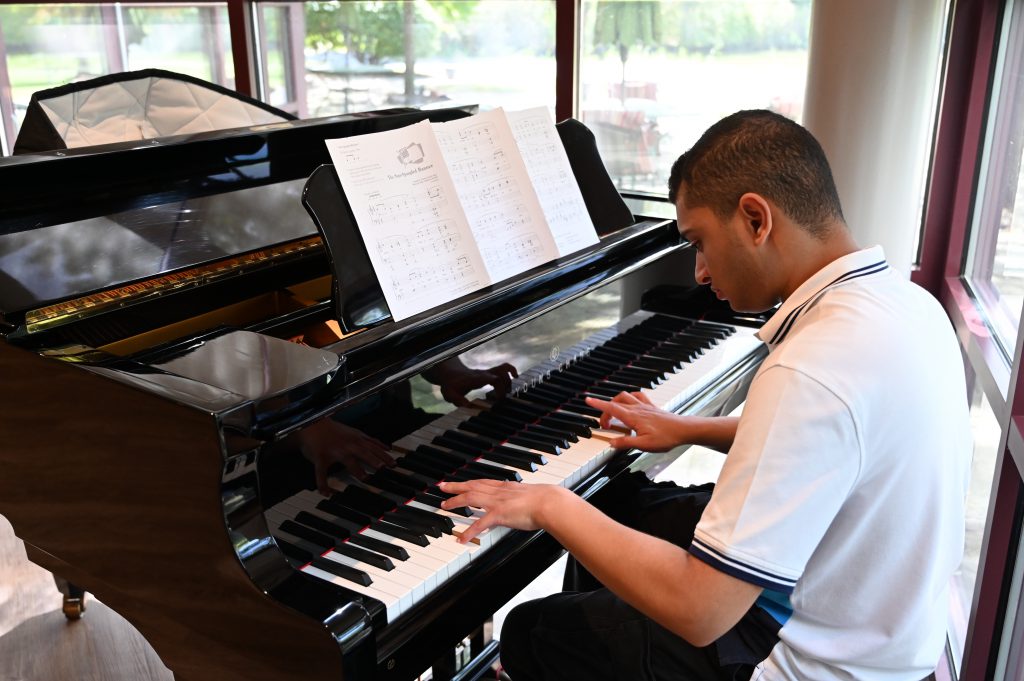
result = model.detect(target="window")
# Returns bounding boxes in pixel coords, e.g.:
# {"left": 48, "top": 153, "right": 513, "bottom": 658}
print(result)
{"left": 965, "top": 0, "right": 1024, "bottom": 359}
{"left": 0, "top": 2, "right": 233, "bottom": 153}
{"left": 578, "top": 0, "right": 812, "bottom": 193}
{"left": 254, "top": 0, "right": 556, "bottom": 121}
{"left": 948, "top": 384, "right": 1002, "bottom": 675}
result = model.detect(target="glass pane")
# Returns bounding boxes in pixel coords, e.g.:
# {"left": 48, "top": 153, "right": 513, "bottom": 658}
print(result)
{"left": 578, "top": 0, "right": 812, "bottom": 193}
{"left": 966, "top": 0, "right": 1024, "bottom": 357}
{"left": 0, "top": 3, "right": 233, "bottom": 151}
{"left": 257, "top": 1, "right": 556, "bottom": 120}
{"left": 948, "top": 384, "right": 1003, "bottom": 675}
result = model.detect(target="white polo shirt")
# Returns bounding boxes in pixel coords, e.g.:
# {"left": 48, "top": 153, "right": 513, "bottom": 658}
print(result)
{"left": 689, "top": 246, "right": 972, "bottom": 681}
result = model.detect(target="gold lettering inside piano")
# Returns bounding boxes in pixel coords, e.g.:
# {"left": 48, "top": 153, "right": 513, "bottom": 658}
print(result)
{"left": 25, "top": 236, "right": 325, "bottom": 335}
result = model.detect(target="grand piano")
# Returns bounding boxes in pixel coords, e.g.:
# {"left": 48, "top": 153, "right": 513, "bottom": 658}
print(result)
{"left": 0, "top": 106, "right": 767, "bottom": 680}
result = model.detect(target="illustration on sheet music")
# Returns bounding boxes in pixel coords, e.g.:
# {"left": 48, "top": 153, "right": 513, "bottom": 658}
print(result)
{"left": 398, "top": 142, "right": 424, "bottom": 165}
{"left": 325, "top": 107, "right": 599, "bottom": 322}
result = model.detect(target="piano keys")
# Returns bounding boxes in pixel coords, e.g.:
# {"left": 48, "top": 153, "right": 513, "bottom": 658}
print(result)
{"left": 263, "top": 311, "right": 763, "bottom": 625}
{"left": 0, "top": 107, "right": 766, "bottom": 681}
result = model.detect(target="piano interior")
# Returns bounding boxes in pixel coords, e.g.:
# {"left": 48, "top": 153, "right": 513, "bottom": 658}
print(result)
{"left": 0, "top": 107, "right": 767, "bottom": 680}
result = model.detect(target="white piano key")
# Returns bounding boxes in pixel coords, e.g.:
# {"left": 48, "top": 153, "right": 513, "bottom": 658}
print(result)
{"left": 302, "top": 563, "right": 404, "bottom": 621}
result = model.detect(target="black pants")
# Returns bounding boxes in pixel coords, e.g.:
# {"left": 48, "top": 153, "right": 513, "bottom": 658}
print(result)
{"left": 499, "top": 473, "right": 781, "bottom": 681}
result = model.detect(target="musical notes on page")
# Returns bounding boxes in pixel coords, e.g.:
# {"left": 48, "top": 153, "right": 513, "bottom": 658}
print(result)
{"left": 433, "top": 108, "right": 561, "bottom": 283}
{"left": 507, "top": 107, "right": 599, "bottom": 256}
{"left": 326, "top": 120, "right": 488, "bottom": 321}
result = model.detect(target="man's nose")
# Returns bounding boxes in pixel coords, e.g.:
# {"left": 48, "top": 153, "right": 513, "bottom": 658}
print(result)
{"left": 694, "top": 252, "right": 711, "bottom": 285}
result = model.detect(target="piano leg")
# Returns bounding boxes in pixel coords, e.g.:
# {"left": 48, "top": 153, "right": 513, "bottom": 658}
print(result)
{"left": 54, "top": 575, "right": 87, "bottom": 620}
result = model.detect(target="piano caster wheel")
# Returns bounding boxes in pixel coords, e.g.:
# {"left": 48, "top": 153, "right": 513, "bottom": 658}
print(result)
{"left": 62, "top": 594, "right": 87, "bottom": 620}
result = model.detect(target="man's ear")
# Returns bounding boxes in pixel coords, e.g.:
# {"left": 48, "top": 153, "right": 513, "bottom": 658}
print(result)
{"left": 738, "top": 193, "right": 772, "bottom": 245}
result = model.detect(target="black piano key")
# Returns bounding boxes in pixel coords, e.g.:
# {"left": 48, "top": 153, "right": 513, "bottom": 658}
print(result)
{"left": 572, "top": 355, "right": 627, "bottom": 373}
{"left": 557, "top": 365, "right": 610, "bottom": 382}
{"left": 552, "top": 407, "right": 600, "bottom": 425}
{"left": 280, "top": 519, "right": 336, "bottom": 550}
{"left": 581, "top": 385, "right": 621, "bottom": 399}
{"left": 384, "top": 510, "right": 442, "bottom": 538}
{"left": 531, "top": 382, "right": 578, "bottom": 401}
{"left": 333, "top": 541, "right": 395, "bottom": 571}
{"left": 310, "top": 556, "right": 373, "bottom": 587}
{"left": 459, "top": 419, "right": 511, "bottom": 442}
{"left": 596, "top": 378, "right": 647, "bottom": 393}
{"left": 516, "top": 389, "right": 562, "bottom": 407}
{"left": 473, "top": 408, "right": 527, "bottom": 426}
{"left": 501, "top": 395, "right": 561, "bottom": 417}
{"left": 396, "top": 503, "right": 455, "bottom": 531}
{"left": 609, "top": 368, "right": 660, "bottom": 388}
{"left": 589, "top": 345, "right": 636, "bottom": 362}
{"left": 441, "top": 469, "right": 474, "bottom": 483}
{"left": 465, "top": 461, "right": 521, "bottom": 482}
{"left": 415, "top": 490, "right": 474, "bottom": 517}
{"left": 515, "top": 420, "right": 578, "bottom": 444}
{"left": 545, "top": 373, "right": 595, "bottom": 390}
{"left": 507, "top": 433, "right": 563, "bottom": 454}
{"left": 391, "top": 505, "right": 452, "bottom": 534}
{"left": 348, "top": 533, "right": 410, "bottom": 561}
{"left": 365, "top": 472, "right": 419, "bottom": 500}
{"left": 294, "top": 511, "right": 352, "bottom": 541}
{"left": 276, "top": 537, "right": 314, "bottom": 564}
{"left": 475, "top": 410, "right": 569, "bottom": 445}
{"left": 395, "top": 459, "right": 447, "bottom": 482}
{"left": 317, "top": 499, "right": 374, "bottom": 528}
{"left": 370, "top": 519, "right": 430, "bottom": 547}
{"left": 560, "top": 400, "right": 603, "bottom": 418}
{"left": 630, "top": 356, "right": 682, "bottom": 373}
{"left": 538, "top": 414, "right": 592, "bottom": 438}
{"left": 380, "top": 466, "right": 434, "bottom": 490}
{"left": 439, "top": 430, "right": 496, "bottom": 452}
{"left": 415, "top": 445, "right": 469, "bottom": 469}
{"left": 480, "top": 448, "right": 541, "bottom": 471}
{"left": 337, "top": 485, "right": 397, "bottom": 516}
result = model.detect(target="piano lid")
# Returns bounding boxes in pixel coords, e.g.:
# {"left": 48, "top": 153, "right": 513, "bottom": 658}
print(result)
{"left": 0, "top": 106, "right": 477, "bottom": 322}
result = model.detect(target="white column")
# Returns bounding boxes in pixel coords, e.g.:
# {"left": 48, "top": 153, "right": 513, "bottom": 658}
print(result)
{"left": 802, "top": 0, "right": 947, "bottom": 275}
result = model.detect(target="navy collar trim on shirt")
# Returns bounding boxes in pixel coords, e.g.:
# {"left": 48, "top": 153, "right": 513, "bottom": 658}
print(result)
{"left": 767, "top": 260, "right": 889, "bottom": 346}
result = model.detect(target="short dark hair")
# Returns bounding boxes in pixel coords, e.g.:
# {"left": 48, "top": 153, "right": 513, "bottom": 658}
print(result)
{"left": 667, "top": 110, "right": 845, "bottom": 235}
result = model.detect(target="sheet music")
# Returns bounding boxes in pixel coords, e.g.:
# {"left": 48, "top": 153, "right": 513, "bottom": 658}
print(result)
{"left": 432, "top": 108, "right": 560, "bottom": 283}
{"left": 507, "top": 107, "right": 600, "bottom": 256}
{"left": 326, "top": 120, "right": 489, "bottom": 322}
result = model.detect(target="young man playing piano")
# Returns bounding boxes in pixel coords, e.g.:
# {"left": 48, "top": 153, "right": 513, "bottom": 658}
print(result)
{"left": 439, "top": 110, "right": 972, "bottom": 681}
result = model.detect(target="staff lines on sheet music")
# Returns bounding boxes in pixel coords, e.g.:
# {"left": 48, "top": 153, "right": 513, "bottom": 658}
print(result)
{"left": 389, "top": 255, "right": 478, "bottom": 302}
{"left": 479, "top": 231, "right": 545, "bottom": 269}
{"left": 376, "top": 221, "right": 464, "bottom": 269}
{"left": 448, "top": 150, "right": 512, "bottom": 180}
{"left": 367, "top": 183, "right": 448, "bottom": 227}
{"left": 458, "top": 176, "right": 520, "bottom": 213}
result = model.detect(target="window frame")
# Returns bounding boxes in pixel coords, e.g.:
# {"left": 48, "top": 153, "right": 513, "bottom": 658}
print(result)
{"left": 920, "top": 0, "right": 1024, "bottom": 678}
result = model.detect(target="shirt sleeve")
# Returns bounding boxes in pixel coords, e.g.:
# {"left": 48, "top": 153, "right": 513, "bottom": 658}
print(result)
{"left": 689, "top": 364, "right": 862, "bottom": 593}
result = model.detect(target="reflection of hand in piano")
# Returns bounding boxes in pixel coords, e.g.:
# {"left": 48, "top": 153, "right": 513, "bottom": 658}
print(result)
{"left": 296, "top": 418, "right": 396, "bottom": 496}
{"left": 434, "top": 361, "right": 519, "bottom": 407}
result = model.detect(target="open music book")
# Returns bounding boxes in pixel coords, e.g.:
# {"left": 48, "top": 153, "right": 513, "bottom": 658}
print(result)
{"left": 325, "top": 107, "right": 599, "bottom": 321}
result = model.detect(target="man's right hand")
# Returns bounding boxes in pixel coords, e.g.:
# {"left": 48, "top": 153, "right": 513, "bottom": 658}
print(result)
{"left": 586, "top": 392, "right": 740, "bottom": 454}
